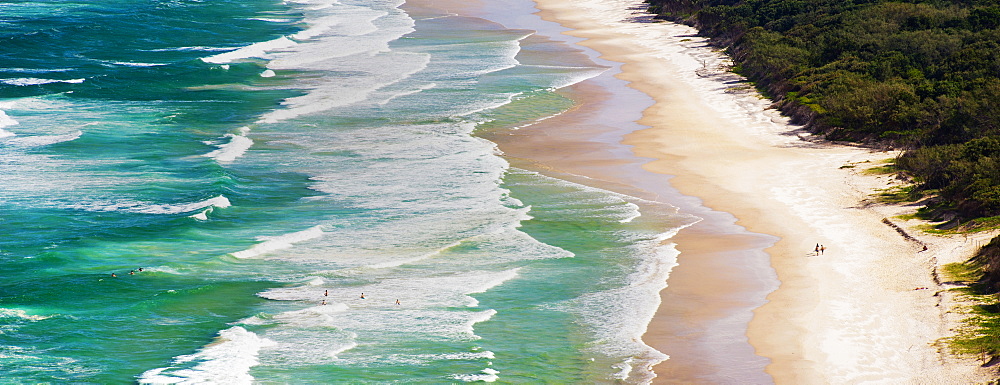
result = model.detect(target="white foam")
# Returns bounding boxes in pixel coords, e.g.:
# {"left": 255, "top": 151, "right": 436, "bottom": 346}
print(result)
{"left": 68, "top": 195, "right": 231, "bottom": 215}
{"left": 290, "top": 8, "right": 384, "bottom": 41}
{"left": 151, "top": 46, "right": 234, "bottom": 52}
{"left": 4, "top": 130, "right": 81, "bottom": 147}
{"left": 451, "top": 367, "right": 500, "bottom": 383}
{"left": 113, "top": 61, "right": 166, "bottom": 67}
{"left": 189, "top": 208, "right": 211, "bottom": 221}
{"left": 0, "top": 308, "right": 49, "bottom": 321}
{"left": 200, "top": 36, "right": 298, "bottom": 64}
{"left": 363, "top": 240, "right": 464, "bottom": 269}
{"left": 231, "top": 225, "right": 325, "bottom": 259}
{"left": 248, "top": 17, "right": 295, "bottom": 23}
{"left": 375, "top": 82, "right": 437, "bottom": 106}
{"left": 271, "top": 303, "right": 351, "bottom": 327}
{"left": 259, "top": 69, "right": 276, "bottom": 78}
{"left": 138, "top": 326, "right": 276, "bottom": 384}
{"left": 258, "top": 51, "right": 430, "bottom": 124}
{"left": 0, "top": 78, "right": 85, "bottom": 86}
{"left": 203, "top": 128, "right": 253, "bottom": 163}
{"left": 328, "top": 341, "right": 358, "bottom": 359}
{"left": 245, "top": 0, "right": 418, "bottom": 123}
{"left": 462, "top": 268, "right": 520, "bottom": 307}
{"left": 0, "top": 110, "right": 18, "bottom": 137}
{"left": 463, "top": 309, "right": 498, "bottom": 337}
{"left": 619, "top": 202, "right": 641, "bottom": 223}
{"left": 145, "top": 266, "right": 180, "bottom": 275}
{"left": 611, "top": 358, "right": 634, "bottom": 381}
{"left": 147, "top": 196, "right": 230, "bottom": 214}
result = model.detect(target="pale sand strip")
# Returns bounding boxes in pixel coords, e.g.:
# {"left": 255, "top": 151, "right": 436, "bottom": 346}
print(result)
{"left": 525, "top": 0, "right": 995, "bottom": 384}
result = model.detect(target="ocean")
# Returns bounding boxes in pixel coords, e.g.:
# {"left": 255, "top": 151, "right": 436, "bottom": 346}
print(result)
{"left": 0, "top": 0, "right": 697, "bottom": 382}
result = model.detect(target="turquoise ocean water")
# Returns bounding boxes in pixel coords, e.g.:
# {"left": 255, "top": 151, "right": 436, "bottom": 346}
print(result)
{"left": 0, "top": 0, "right": 697, "bottom": 382}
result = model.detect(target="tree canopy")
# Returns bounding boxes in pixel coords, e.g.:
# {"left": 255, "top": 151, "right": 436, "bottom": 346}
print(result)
{"left": 647, "top": 0, "right": 1000, "bottom": 219}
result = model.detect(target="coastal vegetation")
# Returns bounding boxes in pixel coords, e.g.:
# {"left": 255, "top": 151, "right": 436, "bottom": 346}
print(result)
{"left": 644, "top": 0, "right": 1000, "bottom": 219}
{"left": 942, "top": 238, "right": 1000, "bottom": 364}
{"left": 643, "top": 0, "right": 1000, "bottom": 364}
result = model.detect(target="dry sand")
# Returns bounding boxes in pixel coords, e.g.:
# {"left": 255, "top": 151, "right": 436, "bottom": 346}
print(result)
{"left": 521, "top": 0, "right": 997, "bottom": 383}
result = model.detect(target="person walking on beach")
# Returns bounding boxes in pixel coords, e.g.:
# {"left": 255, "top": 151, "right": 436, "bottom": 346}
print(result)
{"left": 815, "top": 244, "right": 820, "bottom": 255}
{"left": 820, "top": 245, "right": 826, "bottom": 255}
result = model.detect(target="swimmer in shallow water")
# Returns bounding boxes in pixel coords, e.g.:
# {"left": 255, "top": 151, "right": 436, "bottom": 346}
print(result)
{"left": 360, "top": 293, "right": 365, "bottom": 299}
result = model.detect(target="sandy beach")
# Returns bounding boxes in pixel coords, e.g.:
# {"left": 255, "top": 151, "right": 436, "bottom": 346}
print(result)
{"left": 409, "top": 0, "right": 995, "bottom": 382}
{"left": 521, "top": 0, "right": 998, "bottom": 383}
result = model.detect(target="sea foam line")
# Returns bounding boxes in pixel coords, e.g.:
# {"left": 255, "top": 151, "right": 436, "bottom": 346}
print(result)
{"left": 203, "top": 127, "right": 253, "bottom": 163}
{"left": 138, "top": 326, "right": 275, "bottom": 385}
{"left": 4, "top": 130, "right": 82, "bottom": 147}
{"left": 0, "top": 110, "right": 18, "bottom": 137}
{"left": 450, "top": 367, "right": 500, "bottom": 383}
{"left": 200, "top": 37, "right": 298, "bottom": 64}
{"left": 231, "top": 225, "right": 325, "bottom": 259}
{"left": 70, "top": 196, "right": 231, "bottom": 215}
{"left": 0, "top": 308, "right": 49, "bottom": 322}
{"left": 0, "top": 78, "right": 85, "bottom": 86}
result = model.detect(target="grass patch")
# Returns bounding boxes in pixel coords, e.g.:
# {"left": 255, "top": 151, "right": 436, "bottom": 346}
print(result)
{"left": 863, "top": 164, "right": 897, "bottom": 175}
{"left": 959, "top": 216, "right": 1000, "bottom": 233}
{"left": 914, "top": 223, "right": 950, "bottom": 234}
{"left": 944, "top": 302, "right": 1000, "bottom": 360}
{"left": 940, "top": 241, "right": 1000, "bottom": 363}
{"left": 941, "top": 280, "right": 1000, "bottom": 362}
{"left": 911, "top": 214, "right": 1000, "bottom": 235}
{"left": 943, "top": 262, "right": 983, "bottom": 283}
{"left": 874, "top": 185, "right": 922, "bottom": 203}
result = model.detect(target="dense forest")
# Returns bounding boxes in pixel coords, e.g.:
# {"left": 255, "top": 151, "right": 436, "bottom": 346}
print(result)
{"left": 644, "top": 0, "right": 1000, "bottom": 219}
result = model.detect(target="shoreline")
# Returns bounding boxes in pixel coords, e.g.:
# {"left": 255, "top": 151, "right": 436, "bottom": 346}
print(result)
{"left": 406, "top": 0, "right": 993, "bottom": 382}
{"left": 525, "top": 0, "right": 995, "bottom": 384}
{"left": 406, "top": 0, "right": 778, "bottom": 381}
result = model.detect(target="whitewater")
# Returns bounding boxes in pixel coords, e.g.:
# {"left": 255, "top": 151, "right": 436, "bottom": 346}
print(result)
{"left": 0, "top": 0, "right": 695, "bottom": 382}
